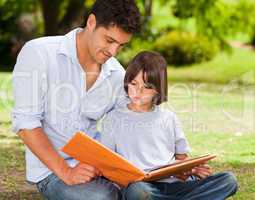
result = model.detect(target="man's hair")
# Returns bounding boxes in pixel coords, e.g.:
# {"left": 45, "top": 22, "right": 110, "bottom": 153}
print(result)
{"left": 124, "top": 51, "right": 168, "bottom": 105}
{"left": 90, "top": 0, "right": 141, "bottom": 34}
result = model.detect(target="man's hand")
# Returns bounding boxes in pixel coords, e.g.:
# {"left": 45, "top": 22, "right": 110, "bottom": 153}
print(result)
{"left": 62, "top": 163, "right": 102, "bottom": 185}
{"left": 18, "top": 128, "right": 102, "bottom": 186}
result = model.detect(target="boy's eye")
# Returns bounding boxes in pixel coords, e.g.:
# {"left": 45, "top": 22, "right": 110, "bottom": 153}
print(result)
{"left": 144, "top": 83, "right": 154, "bottom": 89}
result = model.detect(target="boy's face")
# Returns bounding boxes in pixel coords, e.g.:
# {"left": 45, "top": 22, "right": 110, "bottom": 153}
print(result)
{"left": 86, "top": 14, "right": 132, "bottom": 64}
{"left": 128, "top": 70, "right": 158, "bottom": 106}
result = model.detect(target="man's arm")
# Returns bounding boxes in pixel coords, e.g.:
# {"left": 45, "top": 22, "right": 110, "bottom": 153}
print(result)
{"left": 13, "top": 43, "right": 101, "bottom": 185}
{"left": 19, "top": 127, "right": 101, "bottom": 185}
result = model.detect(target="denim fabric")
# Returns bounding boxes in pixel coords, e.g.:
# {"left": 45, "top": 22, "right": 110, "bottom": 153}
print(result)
{"left": 121, "top": 172, "right": 238, "bottom": 200}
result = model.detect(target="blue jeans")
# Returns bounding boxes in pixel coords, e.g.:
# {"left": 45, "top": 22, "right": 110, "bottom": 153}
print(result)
{"left": 121, "top": 172, "right": 238, "bottom": 200}
{"left": 36, "top": 173, "right": 121, "bottom": 200}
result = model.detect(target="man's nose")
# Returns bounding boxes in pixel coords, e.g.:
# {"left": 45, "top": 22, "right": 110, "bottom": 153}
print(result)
{"left": 108, "top": 44, "right": 119, "bottom": 57}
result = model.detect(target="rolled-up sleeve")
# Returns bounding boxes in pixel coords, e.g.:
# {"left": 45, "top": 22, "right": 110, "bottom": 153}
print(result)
{"left": 12, "top": 42, "right": 47, "bottom": 134}
{"left": 173, "top": 114, "right": 191, "bottom": 154}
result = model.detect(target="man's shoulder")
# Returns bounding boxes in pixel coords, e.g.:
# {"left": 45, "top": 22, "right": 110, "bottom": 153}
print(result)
{"left": 24, "top": 35, "right": 64, "bottom": 49}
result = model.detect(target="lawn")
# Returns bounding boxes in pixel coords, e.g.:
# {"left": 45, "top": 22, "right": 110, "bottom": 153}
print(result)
{"left": 0, "top": 66, "right": 255, "bottom": 199}
{"left": 168, "top": 47, "right": 255, "bottom": 85}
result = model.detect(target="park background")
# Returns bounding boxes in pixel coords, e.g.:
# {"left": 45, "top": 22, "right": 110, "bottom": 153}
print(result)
{"left": 0, "top": 0, "right": 254, "bottom": 199}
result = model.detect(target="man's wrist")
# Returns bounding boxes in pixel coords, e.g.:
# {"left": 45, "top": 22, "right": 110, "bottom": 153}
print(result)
{"left": 54, "top": 157, "right": 71, "bottom": 181}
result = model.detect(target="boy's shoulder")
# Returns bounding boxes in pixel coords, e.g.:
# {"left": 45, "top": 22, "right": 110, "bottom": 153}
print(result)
{"left": 158, "top": 107, "right": 178, "bottom": 120}
{"left": 104, "top": 106, "right": 127, "bottom": 120}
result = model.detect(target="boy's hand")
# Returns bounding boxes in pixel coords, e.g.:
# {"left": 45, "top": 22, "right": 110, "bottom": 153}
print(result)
{"left": 174, "top": 164, "right": 212, "bottom": 181}
{"left": 174, "top": 154, "right": 213, "bottom": 181}
{"left": 174, "top": 172, "right": 191, "bottom": 182}
{"left": 192, "top": 164, "right": 212, "bottom": 179}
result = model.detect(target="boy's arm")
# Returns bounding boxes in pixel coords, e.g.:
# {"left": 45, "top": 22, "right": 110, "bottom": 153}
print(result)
{"left": 174, "top": 153, "right": 191, "bottom": 181}
{"left": 175, "top": 153, "right": 189, "bottom": 160}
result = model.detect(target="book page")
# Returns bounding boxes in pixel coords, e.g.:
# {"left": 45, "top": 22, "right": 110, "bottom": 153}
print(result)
{"left": 143, "top": 155, "right": 216, "bottom": 182}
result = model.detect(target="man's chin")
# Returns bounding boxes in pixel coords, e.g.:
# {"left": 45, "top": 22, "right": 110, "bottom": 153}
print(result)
{"left": 97, "top": 57, "right": 110, "bottom": 65}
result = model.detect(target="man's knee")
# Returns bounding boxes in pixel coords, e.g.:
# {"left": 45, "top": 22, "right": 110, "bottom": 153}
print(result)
{"left": 40, "top": 176, "right": 120, "bottom": 200}
{"left": 122, "top": 182, "right": 153, "bottom": 200}
{"left": 92, "top": 182, "right": 120, "bottom": 200}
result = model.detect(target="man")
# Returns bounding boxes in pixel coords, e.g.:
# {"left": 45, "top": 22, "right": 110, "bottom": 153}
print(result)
{"left": 12, "top": 0, "right": 141, "bottom": 199}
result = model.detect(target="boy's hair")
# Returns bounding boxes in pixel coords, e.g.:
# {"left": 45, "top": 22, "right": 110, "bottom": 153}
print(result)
{"left": 90, "top": 0, "right": 141, "bottom": 34}
{"left": 124, "top": 51, "right": 168, "bottom": 105}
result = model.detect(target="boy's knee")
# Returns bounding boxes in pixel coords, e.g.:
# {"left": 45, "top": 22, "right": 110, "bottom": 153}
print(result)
{"left": 123, "top": 182, "right": 153, "bottom": 200}
{"left": 218, "top": 171, "right": 238, "bottom": 194}
{"left": 95, "top": 186, "right": 120, "bottom": 200}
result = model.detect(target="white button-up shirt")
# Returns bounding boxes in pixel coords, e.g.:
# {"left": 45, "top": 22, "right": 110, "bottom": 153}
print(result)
{"left": 12, "top": 28, "right": 128, "bottom": 183}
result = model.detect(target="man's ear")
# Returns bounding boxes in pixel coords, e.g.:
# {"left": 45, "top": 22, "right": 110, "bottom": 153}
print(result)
{"left": 86, "top": 14, "right": 97, "bottom": 32}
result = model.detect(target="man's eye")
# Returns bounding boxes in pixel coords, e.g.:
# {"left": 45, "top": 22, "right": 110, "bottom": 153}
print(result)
{"left": 107, "top": 39, "right": 114, "bottom": 44}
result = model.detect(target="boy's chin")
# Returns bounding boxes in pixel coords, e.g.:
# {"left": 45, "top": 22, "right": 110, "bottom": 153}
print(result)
{"left": 130, "top": 100, "right": 148, "bottom": 106}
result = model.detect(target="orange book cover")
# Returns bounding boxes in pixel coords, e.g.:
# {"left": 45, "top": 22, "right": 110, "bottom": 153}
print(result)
{"left": 61, "top": 132, "right": 216, "bottom": 186}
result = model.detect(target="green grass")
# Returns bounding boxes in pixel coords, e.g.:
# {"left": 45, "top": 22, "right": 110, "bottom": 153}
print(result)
{"left": 1, "top": 125, "right": 254, "bottom": 199}
{"left": 0, "top": 122, "right": 42, "bottom": 199}
{"left": 0, "top": 69, "right": 255, "bottom": 199}
{"left": 187, "top": 132, "right": 255, "bottom": 200}
{"left": 168, "top": 48, "right": 255, "bottom": 84}
{"left": 0, "top": 72, "right": 12, "bottom": 122}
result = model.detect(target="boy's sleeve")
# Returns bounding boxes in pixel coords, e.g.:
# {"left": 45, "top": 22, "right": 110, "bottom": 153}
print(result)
{"left": 12, "top": 42, "right": 47, "bottom": 134}
{"left": 173, "top": 114, "right": 191, "bottom": 154}
{"left": 100, "top": 114, "right": 116, "bottom": 152}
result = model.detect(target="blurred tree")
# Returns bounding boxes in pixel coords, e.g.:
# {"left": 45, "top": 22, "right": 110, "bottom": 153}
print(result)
{"left": 40, "top": 0, "right": 89, "bottom": 36}
{"left": 234, "top": 0, "right": 255, "bottom": 46}
{"left": 173, "top": 0, "right": 240, "bottom": 49}
{"left": 0, "top": 0, "right": 38, "bottom": 68}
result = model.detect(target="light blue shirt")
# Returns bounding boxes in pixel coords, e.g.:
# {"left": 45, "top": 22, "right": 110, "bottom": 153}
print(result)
{"left": 100, "top": 105, "right": 191, "bottom": 183}
{"left": 12, "top": 28, "right": 128, "bottom": 183}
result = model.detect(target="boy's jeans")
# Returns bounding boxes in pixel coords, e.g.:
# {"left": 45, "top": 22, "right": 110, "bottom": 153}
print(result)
{"left": 36, "top": 173, "right": 121, "bottom": 200}
{"left": 121, "top": 172, "right": 238, "bottom": 200}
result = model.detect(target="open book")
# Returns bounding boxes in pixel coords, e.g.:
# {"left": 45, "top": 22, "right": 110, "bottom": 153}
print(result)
{"left": 61, "top": 132, "right": 216, "bottom": 186}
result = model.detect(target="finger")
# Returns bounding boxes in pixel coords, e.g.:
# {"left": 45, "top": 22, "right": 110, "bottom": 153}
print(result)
{"left": 77, "top": 174, "right": 93, "bottom": 184}
{"left": 71, "top": 175, "right": 89, "bottom": 185}
{"left": 78, "top": 169, "right": 97, "bottom": 178}
{"left": 195, "top": 170, "right": 211, "bottom": 179}
{"left": 78, "top": 163, "right": 96, "bottom": 172}
{"left": 77, "top": 164, "right": 99, "bottom": 177}
{"left": 195, "top": 167, "right": 213, "bottom": 175}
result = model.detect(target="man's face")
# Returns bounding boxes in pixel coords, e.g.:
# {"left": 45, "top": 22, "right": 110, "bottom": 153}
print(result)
{"left": 86, "top": 15, "right": 132, "bottom": 64}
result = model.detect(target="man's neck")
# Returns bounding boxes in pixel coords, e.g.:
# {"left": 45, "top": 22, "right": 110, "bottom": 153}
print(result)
{"left": 76, "top": 30, "right": 101, "bottom": 72}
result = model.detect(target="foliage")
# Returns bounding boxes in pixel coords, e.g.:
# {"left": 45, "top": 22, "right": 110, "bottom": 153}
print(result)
{"left": 154, "top": 31, "right": 219, "bottom": 66}
{"left": 117, "top": 38, "right": 154, "bottom": 67}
